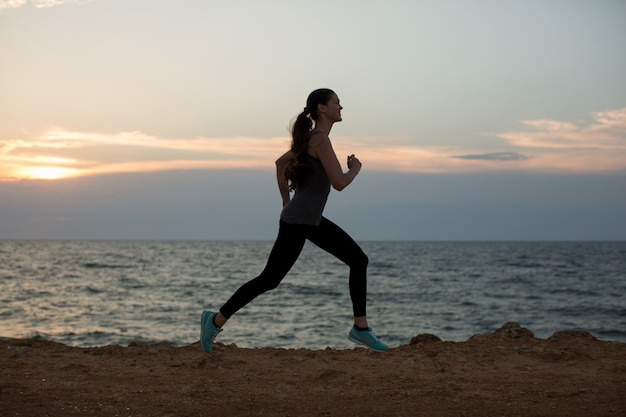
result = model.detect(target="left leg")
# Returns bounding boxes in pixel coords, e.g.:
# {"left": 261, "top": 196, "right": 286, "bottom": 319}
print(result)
{"left": 307, "top": 217, "right": 388, "bottom": 352}
{"left": 305, "top": 217, "right": 369, "bottom": 319}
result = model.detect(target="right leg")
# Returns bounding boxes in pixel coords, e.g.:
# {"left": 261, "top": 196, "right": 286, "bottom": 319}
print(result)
{"left": 218, "top": 220, "right": 307, "bottom": 320}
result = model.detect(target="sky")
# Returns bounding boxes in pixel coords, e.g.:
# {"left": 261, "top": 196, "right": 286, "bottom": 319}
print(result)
{"left": 1, "top": 0, "right": 625, "bottom": 240}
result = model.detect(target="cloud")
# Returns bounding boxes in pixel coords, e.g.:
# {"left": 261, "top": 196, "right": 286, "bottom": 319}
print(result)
{"left": 1, "top": 129, "right": 499, "bottom": 180}
{"left": 3, "top": 108, "right": 626, "bottom": 181}
{"left": 0, "top": 129, "right": 291, "bottom": 180}
{"left": 481, "top": 108, "right": 626, "bottom": 173}
{"left": 0, "top": 0, "right": 89, "bottom": 9}
{"left": 453, "top": 152, "right": 530, "bottom": 161}
{"left": 0, "top": 0, "right": 26, "bottom": 8}
{"left": 496, "top": 108, "right": 626, "bottom": 150}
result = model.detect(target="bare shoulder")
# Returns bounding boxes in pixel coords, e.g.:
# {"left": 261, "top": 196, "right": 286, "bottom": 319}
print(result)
{"left": 308, "top": 132, "right": 330, "bottom": 159}
{"left": 308, "top": 131, "right": 329, "bottom": 147}
{"left": 309, "top": 134, "right": 338, "bottom": 161}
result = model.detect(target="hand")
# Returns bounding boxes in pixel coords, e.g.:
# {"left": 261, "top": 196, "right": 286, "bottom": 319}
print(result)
{"left": 347, "top": 154, "right": 361, "bottom": 170}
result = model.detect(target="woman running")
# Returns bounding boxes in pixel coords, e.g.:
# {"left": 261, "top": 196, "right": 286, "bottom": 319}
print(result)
{"left": 201, "top": 88, "right": 388, "bottom": 352}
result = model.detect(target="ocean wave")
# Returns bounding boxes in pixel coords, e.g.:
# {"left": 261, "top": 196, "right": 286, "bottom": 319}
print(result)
{"left": 1, "top": 240, "right": 624, "bottom": 348}
{"left": 83, "top": 262, "right": 132, "bottom": 269}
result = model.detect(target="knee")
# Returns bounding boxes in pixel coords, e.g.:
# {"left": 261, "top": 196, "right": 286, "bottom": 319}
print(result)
{"left": 256, "top": 278, "right": 281, "bottom": 293}
{"left": 353, "top": 251, "right": 369, "bottom": 270}
{"left": 253, "top": 272, "right": 283, "bottom": 293}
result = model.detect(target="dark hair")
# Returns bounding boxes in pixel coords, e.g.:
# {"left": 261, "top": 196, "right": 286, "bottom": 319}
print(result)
{"left": 284, "top": 88, "right": 336, "bottom": 190}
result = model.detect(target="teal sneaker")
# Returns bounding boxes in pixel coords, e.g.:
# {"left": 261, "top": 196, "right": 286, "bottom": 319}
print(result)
{"left": 348, "top": 326, "right": 389, "bottom": 352}
{"left": 200, "top": 310, "right": 222, "bottom": 352}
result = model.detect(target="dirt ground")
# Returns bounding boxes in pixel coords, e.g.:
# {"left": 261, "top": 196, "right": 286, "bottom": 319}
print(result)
{"left": 1, "top": 323, "right": 625, "bottom": 417}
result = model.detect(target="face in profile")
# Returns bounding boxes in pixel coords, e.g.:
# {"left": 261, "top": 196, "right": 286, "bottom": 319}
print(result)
{"left": 322, "top": 93, "right": 343, "bottom": 123}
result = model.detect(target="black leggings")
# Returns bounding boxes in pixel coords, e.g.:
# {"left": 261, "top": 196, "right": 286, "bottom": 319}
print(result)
{"left": 220, "top": 217, "right": 369, "bottom": 319}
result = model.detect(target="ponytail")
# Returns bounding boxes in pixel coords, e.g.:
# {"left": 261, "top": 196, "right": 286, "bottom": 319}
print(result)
{"left": 283, "top": 89, "right": 335, "bottom": 191}
{"left": 284, "top": 110, "right": 313, "bottom": 191}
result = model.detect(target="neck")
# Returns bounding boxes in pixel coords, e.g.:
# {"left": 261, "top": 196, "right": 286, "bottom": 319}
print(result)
{"left": 313, "top": 118, "right": 334, "bottom": 135}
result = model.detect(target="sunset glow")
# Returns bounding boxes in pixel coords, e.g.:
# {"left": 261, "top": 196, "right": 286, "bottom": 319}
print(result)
{"left": 1, "top": 1, "right": 624, "bottom": 240}
{"left": 16, "top": 166, "right": 79, "bottom": 180}
{"left": 2, "top": 106, "right": 625, "bottom": 182}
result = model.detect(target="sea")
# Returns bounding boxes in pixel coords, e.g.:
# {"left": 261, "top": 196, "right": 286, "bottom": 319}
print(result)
{"left": 1, "top": 240, "right": 624, "bottom": 350}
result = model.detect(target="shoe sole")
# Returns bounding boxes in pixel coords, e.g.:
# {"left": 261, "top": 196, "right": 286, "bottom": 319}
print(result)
{"left": 348, "top": 334, "right": 388, "bottom": 353}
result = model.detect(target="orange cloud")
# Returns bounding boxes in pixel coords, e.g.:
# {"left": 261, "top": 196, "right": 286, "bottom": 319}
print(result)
{"left": 0, "top": 0, "right": 89, "bottom": 9}
{"left": 2, "top": 109, "right": 626, "bottom": 182}
{"left": 0, "top": 129, "right": 291, "bottom": 181}
{"left": 496, "top": 108, "right": 626, "bottom": 150}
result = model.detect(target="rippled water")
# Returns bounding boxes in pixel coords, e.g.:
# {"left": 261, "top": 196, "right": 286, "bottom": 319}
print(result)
{"left": 1, "top": 240, "right": 624, "bottom": 349}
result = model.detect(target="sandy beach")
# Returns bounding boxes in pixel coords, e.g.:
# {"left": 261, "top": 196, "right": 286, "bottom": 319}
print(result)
{"left": 1, "top": 323, "right": 624, "bottom": 417}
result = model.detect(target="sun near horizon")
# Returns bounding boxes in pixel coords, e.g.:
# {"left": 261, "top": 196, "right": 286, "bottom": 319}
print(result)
{"left": 11, "top": 166, "right": 80, "bottom": 181}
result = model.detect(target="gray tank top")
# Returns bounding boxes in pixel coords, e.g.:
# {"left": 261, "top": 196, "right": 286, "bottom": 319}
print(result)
{"left": 280, "top": 153, "right": 331, "bottom": 226}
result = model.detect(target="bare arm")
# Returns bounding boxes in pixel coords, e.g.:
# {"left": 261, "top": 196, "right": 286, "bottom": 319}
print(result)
{"left": 275, "top": 150, "right": 293, "bottom": 206}
{"left": 309, "top": 133, "right": 361, "bottom": 191}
